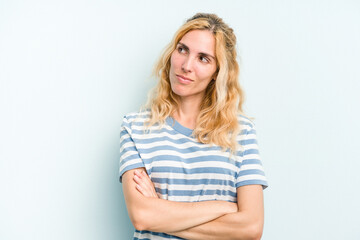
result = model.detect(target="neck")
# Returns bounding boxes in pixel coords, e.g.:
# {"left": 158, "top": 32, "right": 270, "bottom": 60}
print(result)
{"left": 173, "top": 95, "right": 202, "bottom": 130}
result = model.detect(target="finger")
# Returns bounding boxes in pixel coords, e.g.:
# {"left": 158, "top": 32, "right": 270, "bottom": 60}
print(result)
{"left": 135, "top": 184, "right": 149, "bottom": 197}
{"left": 133, "top": 174, "right": 142, "bottom": 184}
{"left": 141, "top": 170, "right": 148, "bottom": 178}
{"left": 134, "top": 170, "right": 143, "bottom": 178}
{"left": 134, "top": 170, "right": 158, "bottom": 198}
{"left": 141, "top": 171, "right": 155, "bottom": 186}
{"left": 133, "top": 173, "right": 149, "bottom": 188}
{"left": 133, "top": 175, "right": 148, "bottom": 192}
{"left": 140, "top": 171, "right": 158, "bottom": 197}
{"left": 141, "top": 173, "right": 154, "bottom": 189}
{"left": 134, "top": 178, "right": 153, "bottom": 197}
{"left": 135, "top": 171, "right": 152, "bottom": 189}
{"left": 133, "top": 175, "right": 150, "bottom": 192}
{"left": 134, "top": 171, "right": 152, "bottom": 188}
{"left": 134, "top": 174, "right": 155, "bottom": 196}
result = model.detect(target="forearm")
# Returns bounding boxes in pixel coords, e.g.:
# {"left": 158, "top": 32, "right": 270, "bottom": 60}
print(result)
{"left": 169, "top": 210, "right": 263, "bottom": 240}
{"left": 169, "top": 185, "right": 265, "bottom": 240}
{"left": 123, "top": 169, "right": 237, "bottom": 233}
{"left": 131, "top": 197, "right": 237, "bottom": 232}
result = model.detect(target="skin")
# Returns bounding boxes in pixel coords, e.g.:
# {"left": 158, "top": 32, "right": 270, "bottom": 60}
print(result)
{"left": 169, "top": 29, "right": 217, "bottom": 129}
{"left": 122, "top": 168, "right": 238, "bottom": 233}
{"left": 122, "top": 29, "right": 265, "bottom": 239}
{"left": 133, "top": 169, "right": 264, "bottom": 240}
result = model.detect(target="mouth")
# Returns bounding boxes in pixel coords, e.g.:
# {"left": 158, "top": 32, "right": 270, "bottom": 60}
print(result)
{"left": 176, "top": 74, "right": 194, "bottom": 84}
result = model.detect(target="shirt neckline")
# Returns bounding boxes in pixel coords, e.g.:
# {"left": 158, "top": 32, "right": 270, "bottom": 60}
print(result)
{"left": 165, "top": 117, "right": 194, "bottom": 137}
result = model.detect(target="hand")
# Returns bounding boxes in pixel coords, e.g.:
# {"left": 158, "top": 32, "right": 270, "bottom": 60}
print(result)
{"left": 133, "top": 170, "right": 159, "bottom": 198}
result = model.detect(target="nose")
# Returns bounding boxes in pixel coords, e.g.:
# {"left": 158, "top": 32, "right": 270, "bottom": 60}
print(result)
{"left": 181, "top": 56, "right": 193, "bottom": 73}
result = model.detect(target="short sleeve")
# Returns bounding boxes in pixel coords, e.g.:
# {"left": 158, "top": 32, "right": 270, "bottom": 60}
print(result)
{"left": 118, "top": 116, "right": 145, "bottom": 182}
{"left": 236, "top": 123, "right": 268, "bottom": 189}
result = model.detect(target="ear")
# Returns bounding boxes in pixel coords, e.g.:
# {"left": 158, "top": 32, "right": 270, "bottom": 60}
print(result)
{"left": 211, "top": 74, "right": 217, "bottom": 81}
{"left": 212, "top": 68, "right": 219, "bottom": 80}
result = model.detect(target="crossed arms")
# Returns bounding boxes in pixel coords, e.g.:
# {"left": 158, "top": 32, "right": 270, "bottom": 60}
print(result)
{"left": 122, "top": 168, "right": 265, "bottom": 240}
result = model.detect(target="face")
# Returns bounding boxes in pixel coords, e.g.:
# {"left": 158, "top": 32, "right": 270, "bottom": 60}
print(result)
{"left": 169, "top": 30, "right": 217, "bottom": 102}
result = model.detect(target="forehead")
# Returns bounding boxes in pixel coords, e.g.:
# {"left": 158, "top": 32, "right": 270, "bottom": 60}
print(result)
{"left": 179, "top": 30, "right": 215, "bottom": 55}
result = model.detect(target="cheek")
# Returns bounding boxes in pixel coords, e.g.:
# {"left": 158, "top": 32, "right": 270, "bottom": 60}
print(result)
{"left": 197, "top": 65, "right": 217, "bottom": 81}
{"left": 170, "top": 53, "right": 181, "bottom": 69}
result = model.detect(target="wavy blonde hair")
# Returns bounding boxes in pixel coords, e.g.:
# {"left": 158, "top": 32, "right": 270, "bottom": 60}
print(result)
{"left": 146, "top": 13, "right": 245, "bottom": 152}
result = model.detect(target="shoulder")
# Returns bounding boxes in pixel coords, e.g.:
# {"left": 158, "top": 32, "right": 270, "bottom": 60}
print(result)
{"left": 121, "top": 109, "right": 151, "bottom": 130}
{"left": 237, "top": 114, "right": 256, "bottom": 133}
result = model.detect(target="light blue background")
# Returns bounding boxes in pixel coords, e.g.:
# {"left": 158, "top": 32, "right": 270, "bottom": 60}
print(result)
{"left": 1, "top": 0, "right": 359, "bottom": 239}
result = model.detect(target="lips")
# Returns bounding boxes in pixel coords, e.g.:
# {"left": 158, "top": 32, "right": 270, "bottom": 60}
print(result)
{"left": 176, "top": 74, "right": 193, "bottom": 84}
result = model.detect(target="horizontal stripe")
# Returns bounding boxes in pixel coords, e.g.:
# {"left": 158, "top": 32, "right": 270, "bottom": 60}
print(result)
{"left": 241, "top": 158, "right": 263, "bottom": 165}
{"left": 134, "top": 230, "right": 182, "bottom": 239}
{"left": 237, "top": 174, "right": 268, "bottom": 183}
{"left": 151, "top": 177, "right": 235, "bottom": 186}
{"left": 155, "top": 183, "right": 236, "bottom": 192}
{"left": 146, "top": 160, "right": 237, "bottom": 173}
{"left": 130, "top": 130, "right": 195, "bottom": 141}
{"left": 236, "top": 179, "right": 268, "bottom": 189}
{"left": 239, "top": 163, "right": 265, "bottom": 171}
{"left": 118, "top": 162, "right": 144, "bottom": 182}
{"left": 120, "top": 150, "right": 140, "bottom": 161}
{"left": 133, "top": 139, "right": 220, "bottom": 150}
{"left": 120, "top": 110, "right": 268, "bottom": 239}
{"left": 123, "top": 128, "right": 257, "bottom": 149}
{"left": 141, "top": 154, "right": 238, "bottom": 165}
{"left": 127, "top": 123, "right": 253, "bottom": 139}
{"left": 162, "top": 194, "right": 236, "bottom": 203}
{"left": 149, "top": 166, "right": 236, "bottom": 175}
{"left": 243, "top": 148, "right": 260, "bottom": 155}
{"left": 119, "top": 158, "right": 142, "bottom": 173}
{"left": 154, "top": 187, "right": 237, "bottom": 198}
{"left": 150, "top": 172, "right": 236, "bottom": 181}
{"left": 237, "top": 169, "right": 266, "bottom": 177}
{"left": 138, "top": 145, "right": 226, "bottom": 155}
{"left": 140, "top": 149, "right": 233, "bottom": 160}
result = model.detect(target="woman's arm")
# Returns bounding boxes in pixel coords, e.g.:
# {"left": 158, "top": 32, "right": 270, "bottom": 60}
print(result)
{"left": 168, "top": 185, "right": 264, "bottom": 240}
{"left": 122, "top": 168, "right": 238, "bottom": 233}
{"left": 132, "top": 169, "right": 264, "bottom": 239}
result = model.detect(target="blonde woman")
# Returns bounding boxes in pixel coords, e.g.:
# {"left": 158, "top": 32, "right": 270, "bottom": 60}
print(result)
{"left": 119, "top": 13, "right": 268, "bottom": 240}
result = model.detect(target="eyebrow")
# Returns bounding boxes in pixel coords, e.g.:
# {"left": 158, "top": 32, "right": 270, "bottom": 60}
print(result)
{"left": 178, "top": 42, "right": 216, "bottom": 60}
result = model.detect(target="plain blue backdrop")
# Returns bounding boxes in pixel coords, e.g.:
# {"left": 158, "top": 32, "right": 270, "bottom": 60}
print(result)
{"left": 1, "top": 0, "right": 359, "bottom": 239}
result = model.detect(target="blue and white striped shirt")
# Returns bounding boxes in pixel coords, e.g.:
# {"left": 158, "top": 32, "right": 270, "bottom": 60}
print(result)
{"left": 119, "top": 110, "right": 268, "bottom": 240}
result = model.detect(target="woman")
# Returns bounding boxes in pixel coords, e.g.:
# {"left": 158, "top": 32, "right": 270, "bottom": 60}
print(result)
{"left": 119, "top": 13, "right": 268, "bottom": 239}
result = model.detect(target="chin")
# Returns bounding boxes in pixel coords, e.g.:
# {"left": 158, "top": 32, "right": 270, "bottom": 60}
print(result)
{"left": 171, "top": 89, "right": 187, "bottom": 98}
{"left": 171, "top": 84, "right": 187, "bottom": 97}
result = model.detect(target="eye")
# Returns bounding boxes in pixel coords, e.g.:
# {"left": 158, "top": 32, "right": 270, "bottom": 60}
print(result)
{"left": 177, "top": 46, "right": 187, "bottom": 54}
{"left": 199, "top": 56, "right": 210, "bottom": 63}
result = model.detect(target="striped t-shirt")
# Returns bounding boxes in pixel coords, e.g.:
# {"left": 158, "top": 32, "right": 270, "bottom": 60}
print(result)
{"left": 119, "top": 110, "right": 268, "bottom": 240}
